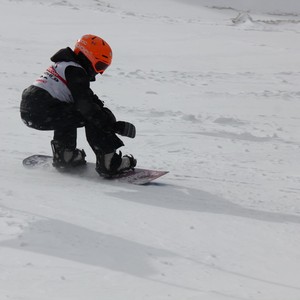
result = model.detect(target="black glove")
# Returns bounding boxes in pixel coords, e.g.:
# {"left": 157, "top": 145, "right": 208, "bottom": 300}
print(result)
{"left": 111, "top": 121, "right": 136, "bottom": 138}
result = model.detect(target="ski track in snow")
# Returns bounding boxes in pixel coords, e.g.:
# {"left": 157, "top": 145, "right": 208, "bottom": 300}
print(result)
{"left": 1, "top": 0, "right": 300, "bottom": 299}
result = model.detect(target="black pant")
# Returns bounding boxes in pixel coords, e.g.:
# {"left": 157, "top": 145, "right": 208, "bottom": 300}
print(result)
{"left": 20, "top": 86, "right": 123, "bottom": 154}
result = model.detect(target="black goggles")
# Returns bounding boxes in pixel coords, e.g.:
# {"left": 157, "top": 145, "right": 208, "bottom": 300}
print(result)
{"left": 95, "top": 61, "right": 109, "bottom": 74}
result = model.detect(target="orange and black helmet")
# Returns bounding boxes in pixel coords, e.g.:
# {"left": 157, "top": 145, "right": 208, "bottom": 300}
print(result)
{"left": 74, "top": 34, "right": 112, "bottom": 74}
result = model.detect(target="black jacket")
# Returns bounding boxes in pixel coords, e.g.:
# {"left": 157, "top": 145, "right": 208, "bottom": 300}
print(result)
{"left": 51, "top": 47, "right": 114, "bottom": 128}
{"left": 21, "top": 47, "right": 115, "bottom": 130}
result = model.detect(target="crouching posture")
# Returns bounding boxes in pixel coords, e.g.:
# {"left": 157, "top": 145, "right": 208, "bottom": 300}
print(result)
{"left": 20, "top": 34, "right": 136, "bottom": 176}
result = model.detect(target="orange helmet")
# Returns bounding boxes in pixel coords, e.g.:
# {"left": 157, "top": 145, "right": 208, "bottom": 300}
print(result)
{"left": 74, "top": 34, "right": 112, "bottom": 74}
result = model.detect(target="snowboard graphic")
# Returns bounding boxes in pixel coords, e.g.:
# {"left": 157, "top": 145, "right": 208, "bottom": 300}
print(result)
{"left": 23, "top": 154, "right": 168, "bottom": 185}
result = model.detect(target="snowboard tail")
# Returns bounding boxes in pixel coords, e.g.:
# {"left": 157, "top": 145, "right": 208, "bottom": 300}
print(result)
{"left": 23, "top": 155, "right": 168, "bottom": 185}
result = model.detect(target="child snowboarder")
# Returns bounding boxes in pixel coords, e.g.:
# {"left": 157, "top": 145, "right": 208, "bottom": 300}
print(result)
{"left": 20, "top": 34, "right": 137, "bottom": 176}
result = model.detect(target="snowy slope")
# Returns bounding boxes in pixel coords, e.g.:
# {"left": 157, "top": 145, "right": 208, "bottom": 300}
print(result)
{"left": 1, "top": 0, "right": 300, "bottom": 299}
{"left": 193, "top": 0, "right": 300, "bottom": 14}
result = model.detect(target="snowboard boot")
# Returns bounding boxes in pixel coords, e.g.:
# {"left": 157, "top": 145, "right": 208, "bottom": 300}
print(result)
{"left": 51, "top": 140, "right": 86, "bottom": 168}
{"left": 96, "top": 151, "right": 137, "bottom": 177}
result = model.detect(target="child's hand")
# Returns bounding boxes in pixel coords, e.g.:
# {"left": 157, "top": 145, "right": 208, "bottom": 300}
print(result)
{"left": 112, "top": 121, "right": 136, "bottom": 138}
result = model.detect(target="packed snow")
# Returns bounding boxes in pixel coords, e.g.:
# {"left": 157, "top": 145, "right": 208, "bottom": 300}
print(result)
{"left": 1, "top": 0, "right": 300, "bottom": 299}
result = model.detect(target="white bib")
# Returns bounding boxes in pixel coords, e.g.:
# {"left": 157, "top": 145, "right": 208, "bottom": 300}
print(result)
{"left": 33, "top": 61, "right": 83, "bottom": 103}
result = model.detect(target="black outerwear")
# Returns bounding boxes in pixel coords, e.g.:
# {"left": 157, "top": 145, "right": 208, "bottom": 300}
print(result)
{"left": 20, "top": 47, "right": 123, "bottom": 153}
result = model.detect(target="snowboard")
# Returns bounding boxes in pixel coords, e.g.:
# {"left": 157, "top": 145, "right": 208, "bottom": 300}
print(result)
{"left": 23, "top": 154, "right": 168, "bottom": 185}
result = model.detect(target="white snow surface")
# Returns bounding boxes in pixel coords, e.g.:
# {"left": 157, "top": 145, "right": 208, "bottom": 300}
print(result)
{"left": 1, "top": 0, "right": 300, "bottom": 299}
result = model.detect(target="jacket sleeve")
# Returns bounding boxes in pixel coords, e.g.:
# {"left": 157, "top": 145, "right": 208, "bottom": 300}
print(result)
{"left": 65, "top": 66, "right": 115, "bottom": 129}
